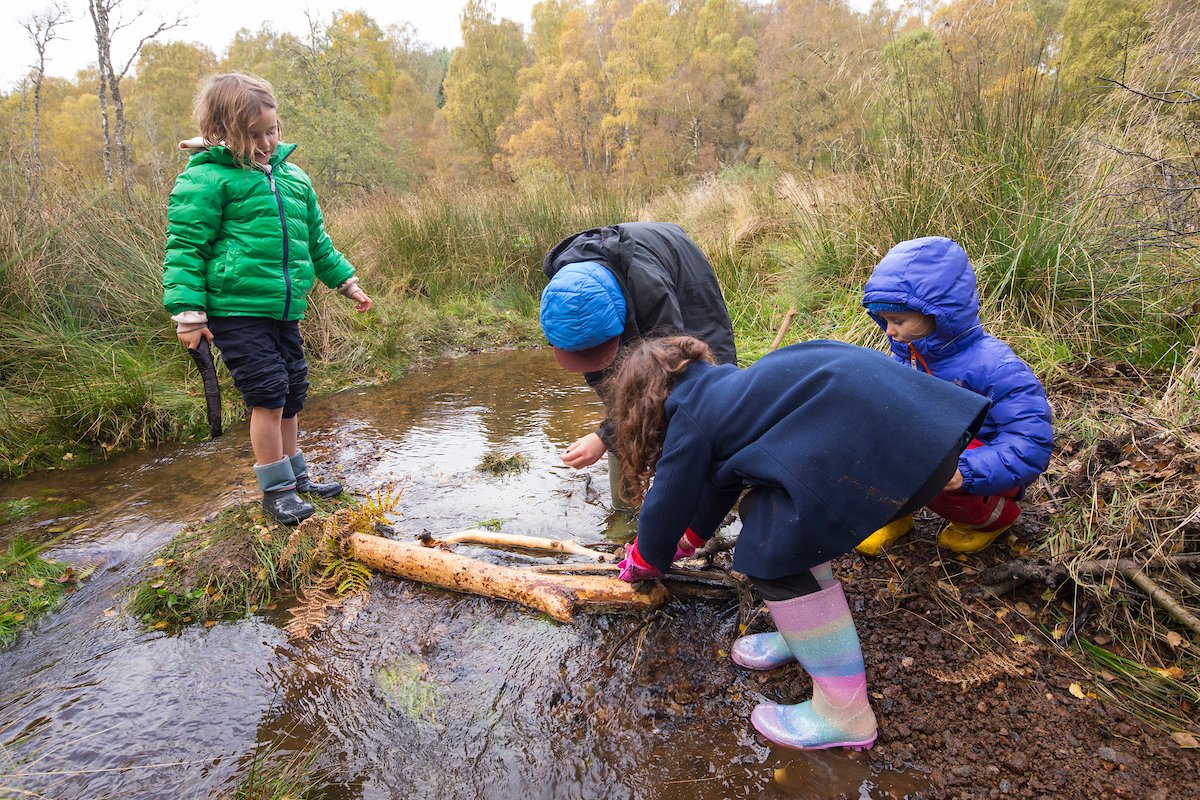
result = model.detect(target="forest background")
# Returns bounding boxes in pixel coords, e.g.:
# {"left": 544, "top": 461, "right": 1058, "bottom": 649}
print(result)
{"left": 0, "top": 0, "right": 1198, "bottom": 739}
{"left": 2, "top": 0, "right": 1196, "bottom": 476}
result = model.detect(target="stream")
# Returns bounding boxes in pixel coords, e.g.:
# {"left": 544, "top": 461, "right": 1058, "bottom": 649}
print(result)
{"left": 0, "top": 349, "right": 926, "bottom": 799}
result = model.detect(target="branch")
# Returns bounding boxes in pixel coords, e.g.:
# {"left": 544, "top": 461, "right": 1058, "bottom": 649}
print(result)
{"left": 117, "top": 11, "right": 187, "bottom": 79}
{"left": 1096, "top": 76, "right": 1200, "bottom": 104}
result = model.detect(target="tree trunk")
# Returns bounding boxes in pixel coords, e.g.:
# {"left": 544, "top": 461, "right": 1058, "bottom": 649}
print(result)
{"left": 348, "top": 532, "right": 668, "bottom": 622}
{"left": 88, "top": 0, "right": 113, "bottom": 186}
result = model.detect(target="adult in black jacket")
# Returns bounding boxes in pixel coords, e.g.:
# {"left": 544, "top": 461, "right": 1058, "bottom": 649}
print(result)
{"left": 539, "top": 222, "right": 737, "bottom": 481}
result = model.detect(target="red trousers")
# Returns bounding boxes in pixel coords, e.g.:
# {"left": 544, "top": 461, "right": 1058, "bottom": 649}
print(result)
{"left": 925, "top": 440, "right": 1021, "bottom": 532}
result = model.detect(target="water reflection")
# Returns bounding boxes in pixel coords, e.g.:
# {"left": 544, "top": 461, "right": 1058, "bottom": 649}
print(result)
{"left": 0, "top": 349, "right": 924, "bottom": 799}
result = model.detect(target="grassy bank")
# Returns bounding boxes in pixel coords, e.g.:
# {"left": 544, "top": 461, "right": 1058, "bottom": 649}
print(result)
{"left": 0, "top": 537, "right": 85, "bottom": 647}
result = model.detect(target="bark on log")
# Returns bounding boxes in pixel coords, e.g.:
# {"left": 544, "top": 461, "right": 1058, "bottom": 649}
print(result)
{"left": 349, "top": 532, "right": 667, "bottom": 622}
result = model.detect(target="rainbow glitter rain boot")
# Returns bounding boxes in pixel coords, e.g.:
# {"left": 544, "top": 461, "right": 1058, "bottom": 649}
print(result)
{"left": 750, "top": 582, "right": 878, "bottom": 751}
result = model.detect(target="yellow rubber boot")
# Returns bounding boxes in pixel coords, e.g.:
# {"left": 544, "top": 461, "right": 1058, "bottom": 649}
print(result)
{"left": 937, "top": 522, "right": 1011, "bottom": 554}
{"left": 854, "top": 515, "right": 913, "bottom": 557}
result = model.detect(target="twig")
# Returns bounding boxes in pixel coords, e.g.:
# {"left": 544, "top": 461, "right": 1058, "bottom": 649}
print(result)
{"left": 417, "top": 529, "right": 614, "bottom": 562}
{"left": 981, "top": 555, "right": 1200, "bottom": 638}
{"left": 606, "top": 611, "right": 664, "bottom": 666}
{"left": 1115, "top": 559, "right": 1200, "bottom": 637}
{"left": 769, "top": 307, "right": 798, "bottom": 351}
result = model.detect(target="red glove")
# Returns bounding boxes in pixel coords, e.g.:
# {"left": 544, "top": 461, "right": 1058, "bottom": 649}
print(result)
{"left": 673, "top": 527, "right": 707, "bottom": 560}
{"left": 617, "top": 542, "right": 663, "bottom": 582}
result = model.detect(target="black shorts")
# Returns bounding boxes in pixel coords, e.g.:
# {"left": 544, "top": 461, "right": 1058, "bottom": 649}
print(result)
{"left": 208, "top": 317, "right": 309, "bottom": 418}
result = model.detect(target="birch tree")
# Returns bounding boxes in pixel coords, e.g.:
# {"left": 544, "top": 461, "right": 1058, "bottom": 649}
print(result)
{"left": 20, "top": 3, "right": 71, "bottom": 198}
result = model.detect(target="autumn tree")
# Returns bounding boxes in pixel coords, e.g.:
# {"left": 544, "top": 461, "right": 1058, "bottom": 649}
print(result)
{"left": 87, "top": 0, "right": 185, "bottom": 188}
{"left": 128, "top": 41, "right": 216, "bottom": 186}
{"left": 740, "top": 0, "right": 880, "bottom": 171}
{"left": 441, "top": 0, "right": 527, "bottom": 172}
{"left": 499, "top": 0, "right": 610, "bottom": 176}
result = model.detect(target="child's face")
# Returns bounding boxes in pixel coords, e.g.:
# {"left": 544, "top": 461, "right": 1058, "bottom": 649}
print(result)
{"left": 878, "top": 311, "right": 936, "bottom": 343}
{"left": 248, "top": 106, "right": 280, "bottom": 165}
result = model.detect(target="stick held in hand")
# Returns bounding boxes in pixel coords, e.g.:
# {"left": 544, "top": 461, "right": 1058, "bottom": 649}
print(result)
{"left": 187, "top": 339, "right": 223, "bottom": 438}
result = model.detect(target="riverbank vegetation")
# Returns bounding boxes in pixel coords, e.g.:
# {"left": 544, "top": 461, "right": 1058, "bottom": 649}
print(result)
{"left": 1, "top": 0, "right": 1196, "bottom": 744}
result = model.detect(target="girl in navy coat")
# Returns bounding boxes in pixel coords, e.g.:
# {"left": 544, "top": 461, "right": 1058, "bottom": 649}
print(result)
{"left": 609, "top": 336, "right": 989, "bottom": 751}
{"left": 857, "top": 237, "right": 1054, "bottom": 555}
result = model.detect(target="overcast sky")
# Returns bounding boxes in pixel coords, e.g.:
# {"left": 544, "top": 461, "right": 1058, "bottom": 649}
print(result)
{"left": 0, "top": 1, "right": 542, "bottom": 91}
{"left": 2, "top": 0, "right": 881, "bottom": 93}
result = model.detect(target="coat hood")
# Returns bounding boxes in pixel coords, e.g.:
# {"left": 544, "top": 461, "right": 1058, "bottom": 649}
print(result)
{"left": 863, "top": 236, "right": 984, "bottom": 359}
{"left": 183, "top": 141, "right": 297, "bottom": 169}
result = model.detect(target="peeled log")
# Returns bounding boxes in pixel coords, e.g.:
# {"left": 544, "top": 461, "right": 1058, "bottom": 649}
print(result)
{"left": 348, "top": 532, "right": 668, "bottom": 622}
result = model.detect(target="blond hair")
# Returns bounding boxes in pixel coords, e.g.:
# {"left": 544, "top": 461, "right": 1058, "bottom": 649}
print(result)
{"left": 193, "top": 73, "right": 278, "bottom": 164}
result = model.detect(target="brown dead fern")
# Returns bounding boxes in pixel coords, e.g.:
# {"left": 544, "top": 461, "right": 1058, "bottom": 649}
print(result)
{"left": 926, "top": 646, "right": 1038, "bottom": 690}
{"left": 283, "top": 485, "right": 404, "bottom": 641}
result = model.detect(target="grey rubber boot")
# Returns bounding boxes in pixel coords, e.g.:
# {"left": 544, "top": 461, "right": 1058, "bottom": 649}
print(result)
{"left": 254, "top": 456, "right": 314, "bottom": 525}
{"left": 289, "top": 450, "right": 343, "bottom": 498}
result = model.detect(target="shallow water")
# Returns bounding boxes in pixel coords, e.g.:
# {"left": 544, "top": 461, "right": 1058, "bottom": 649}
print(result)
{"left": 0, "top": 349, "right": 926, "bottom": 799}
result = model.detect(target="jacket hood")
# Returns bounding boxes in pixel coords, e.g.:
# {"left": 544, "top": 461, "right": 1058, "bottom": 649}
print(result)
{"left": 184, "top": 141, "right": 297, "bottom": 169}
{"left": 862, "top": 236, "right": 983, "bottom": 359}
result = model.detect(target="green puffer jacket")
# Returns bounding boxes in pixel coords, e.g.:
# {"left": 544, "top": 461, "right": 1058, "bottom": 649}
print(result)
{"left": 162, "top": 142, "right": 355, "bottom": 321}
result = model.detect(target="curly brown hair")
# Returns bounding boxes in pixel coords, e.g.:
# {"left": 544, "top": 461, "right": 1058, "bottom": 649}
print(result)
{"left": 603, "top": 336, "right": 716, "bottom": 506}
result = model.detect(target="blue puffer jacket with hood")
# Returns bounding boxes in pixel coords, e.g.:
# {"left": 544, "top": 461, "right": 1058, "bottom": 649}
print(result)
{"left": 862, "top": 237, "right": 1054, "bottom": 497}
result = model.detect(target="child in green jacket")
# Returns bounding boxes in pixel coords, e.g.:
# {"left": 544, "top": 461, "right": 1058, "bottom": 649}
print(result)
{"left": 162, "top": 73, "right": 372, "bottom": 524}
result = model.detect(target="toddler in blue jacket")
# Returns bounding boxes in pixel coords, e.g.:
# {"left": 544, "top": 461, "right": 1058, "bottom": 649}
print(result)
{"left": 857, "top": 236, "right": 1054, "bottom": 554}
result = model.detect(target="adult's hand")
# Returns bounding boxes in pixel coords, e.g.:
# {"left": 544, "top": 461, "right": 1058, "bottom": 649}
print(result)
{"left": 561, "top": 432, "right": 606, "bottom": 468}
{"left": 944, "top": 469, "right": 965, "bottom": 491}
{"left": 178, "top": 326, "right": 213, "bottom": 350}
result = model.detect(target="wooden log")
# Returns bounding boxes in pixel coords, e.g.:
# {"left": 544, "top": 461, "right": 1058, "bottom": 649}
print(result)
{"left": 349, "top": 532, "right": 667, "bottom": 622}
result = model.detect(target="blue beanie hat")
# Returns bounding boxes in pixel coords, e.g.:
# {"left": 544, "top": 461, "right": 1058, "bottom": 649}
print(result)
{"left": 865, "top": 302, "right": 914, "bottom": 315}
{"left": 540, "top": 262, "right": 626, "bottom": 350}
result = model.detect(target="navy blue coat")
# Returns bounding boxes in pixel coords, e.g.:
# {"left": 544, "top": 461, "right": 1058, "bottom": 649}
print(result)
{"left": 863, "top": 237, "right": 1054, "bottom": 496}
{"left": 636, "top": 341, "right": 990, "bottom": 579}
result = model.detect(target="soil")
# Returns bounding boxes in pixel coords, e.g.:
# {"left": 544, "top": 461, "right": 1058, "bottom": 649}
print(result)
{"left": 619, "top": 519, "right": 1199, "bottom": 799}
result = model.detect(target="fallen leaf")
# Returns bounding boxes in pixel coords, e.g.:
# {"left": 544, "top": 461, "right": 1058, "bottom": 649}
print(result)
{"left": 103, "top": 607, "right": 117, "bottom": 617}
{"left": 901, "top": 656, "right": 915, "bottom": 668}
{"left": 27, "top": 578, "right": 45, "bottom": 588}
{"left": 153, "top": 620, "right": 169, "bottom": 630}
{"left": 1011, "top": 634, "right": 1026, "bottom": 645}
{"left": 1170, "top": 731, "right": 1199, "bottom": 748}
{"left": 1154, "top": 667, "right": 1185, "bottom": 681}
{"left": 1040, "top": 589, "right": 1056, "bottom": 602}
{"left": 1069, "top": 683, "right": 1086, "bottom": 699}
{"left": 153, "top": 558, "right": 165, "bottom": 568}
{"left": 1015, "top": 602, "right": 1034, "bottom": 617}
{"left": 1166, "top": 631, "right": 1184, "bottom": 649}
{"left": 204, "top": 620, "right": 218, "bottom": 628}
{"left": 995, "top": 608, "right": 1010, "bottom": 622}
{"left": 1094, "top": 633, "right": 1111, "bottom": 646}
{"left": 1051, "top": 625, "right": 1065, "bottom": 641}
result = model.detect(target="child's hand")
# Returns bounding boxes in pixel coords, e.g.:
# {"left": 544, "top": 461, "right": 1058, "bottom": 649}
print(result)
{"left": 178, "top": 326, "right": 213, "bottom": 350}
{"left": 562, "top": 432, "right": 606, "bottom": 468}
{"left": 349, "top": 288, "right": 373, "bottom": 312}
{"left": 944, "top": 469, "right": 965, "bottom": 491}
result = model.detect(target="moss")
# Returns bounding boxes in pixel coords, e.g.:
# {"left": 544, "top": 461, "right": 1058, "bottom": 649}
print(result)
{"left": 377, "top": 657, "right": 440, "bottom": 722}
{"left": 129, "top": 494, "right": 357, "bottom": 629}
